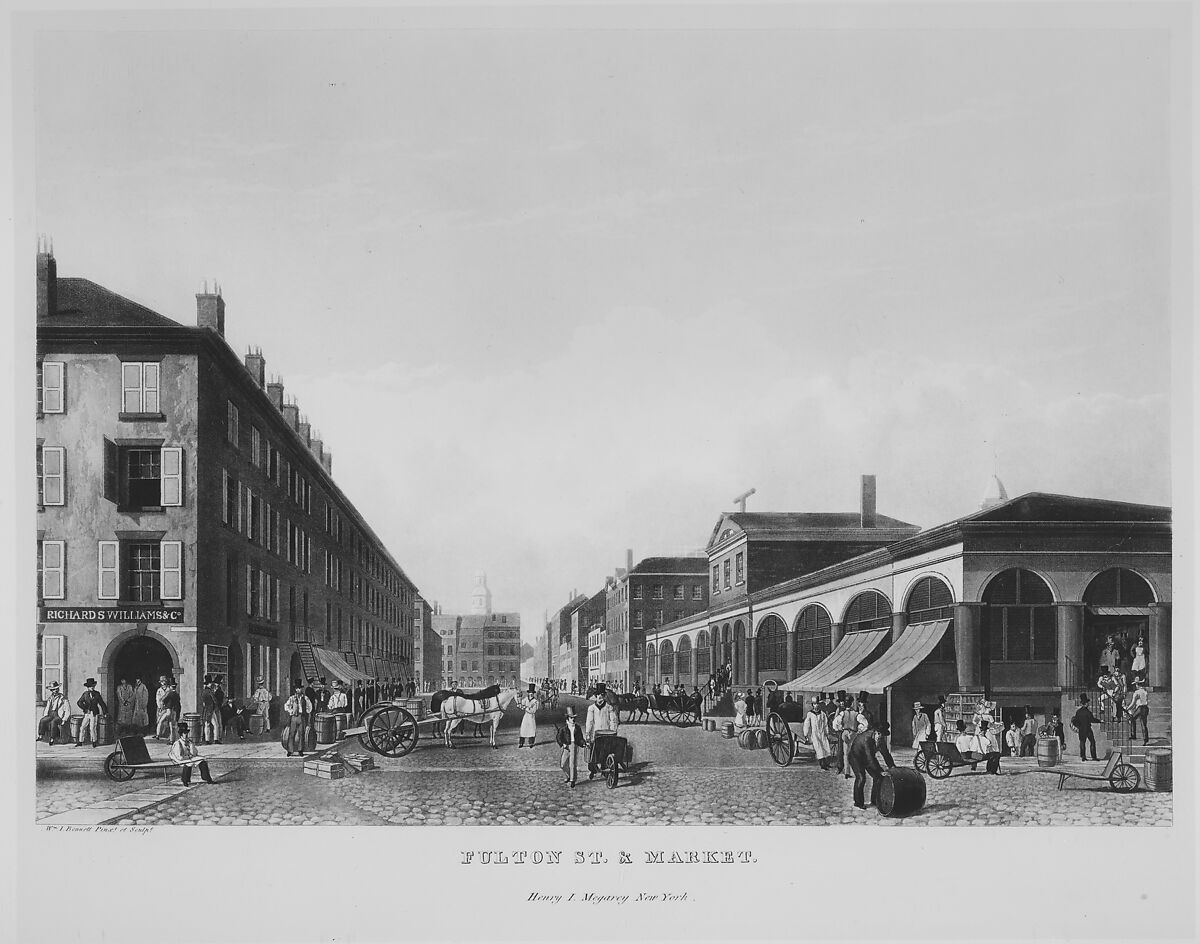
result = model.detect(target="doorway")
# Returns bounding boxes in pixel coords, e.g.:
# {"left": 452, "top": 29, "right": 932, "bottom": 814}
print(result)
{"left": 1083, "top": 616, "right": 1148, "bottom": 682}
{"left": 110, "top": 634, "right": 175, "bottom": 733}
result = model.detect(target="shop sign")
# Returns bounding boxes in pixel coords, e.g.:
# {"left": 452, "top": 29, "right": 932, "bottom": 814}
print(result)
{"left": 40, "top": 606, "right": 185, "bottom": 623}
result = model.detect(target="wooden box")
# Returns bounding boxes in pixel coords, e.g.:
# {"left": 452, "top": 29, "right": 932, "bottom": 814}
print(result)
{"left": 344, "top": 754, "right": 375, "bottom": 772}
{"left": 303, "top": 766, "right": 346, "bottom": 780}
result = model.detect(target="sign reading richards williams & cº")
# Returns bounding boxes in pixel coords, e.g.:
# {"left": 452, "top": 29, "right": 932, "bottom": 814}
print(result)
{"left": 39, "top": 606, "right": 186, "bottom": 623}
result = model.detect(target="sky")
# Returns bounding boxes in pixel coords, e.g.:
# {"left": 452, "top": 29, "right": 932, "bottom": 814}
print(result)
{"left": 33, "top": 25, "right": 1173, "bottom": 644}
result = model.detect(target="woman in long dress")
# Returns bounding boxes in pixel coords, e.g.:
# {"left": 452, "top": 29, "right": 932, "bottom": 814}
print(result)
{"left": 733, "top": 693, "right": 748, "bottom": 730}
{"left": 518, "top": 684, "right": 539, "bottom": 748}
{"left": 1131, "top": 636, "right": 1148, "bottom": 676}
{"left": 803, "top": 700, "right": 833, "bottom": 770}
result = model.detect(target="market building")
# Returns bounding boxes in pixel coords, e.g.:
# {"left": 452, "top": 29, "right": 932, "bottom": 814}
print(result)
{"left": 649, "top": 486, "right": 1171, "bottom": 746}
{"left": 35, "top": 249, "right": 419, "bottom": 731}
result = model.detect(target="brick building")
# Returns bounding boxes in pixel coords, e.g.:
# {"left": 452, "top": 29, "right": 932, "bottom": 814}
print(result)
{"left": 412, "top": 595, "right": 438, "bottom": 691}
{"left": 35, "top": 250, "right": 418, "bottom": 729}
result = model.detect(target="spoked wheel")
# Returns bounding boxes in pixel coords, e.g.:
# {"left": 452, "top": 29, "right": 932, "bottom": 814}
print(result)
{"left": 662, "top": 702, "right": 680, "bottom": 726}
{"left": 357, "top": 705, "right": 386, "bottom": 752}
{"left": 367, "top": 706, "right": 419, "bottom": 758}
{"left": 104, "top": 750, "right": 135, "bottom": 782}
{"left": 927, "top": 753, "right": 953, "bottom": 779}
{"left": 603, "top": 753, "right": 619, "bottom": 789}
{"left": 914, "top": 750, "right": 930, "bottom": 775}
{"left": 1109, "top": 763, "right": 1140, "bottom": 793}
{"left": 766, "top": 712, "right": 794, "bottom": 767}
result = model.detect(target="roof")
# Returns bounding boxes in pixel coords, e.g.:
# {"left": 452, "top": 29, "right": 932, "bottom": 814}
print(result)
{"left": 45, "top": 278, "right": 183, "bottom": 329}
{"left": 458, "top": 612, "right": 521, "bottom": 630}
{"left": 629, "top": 556, "right": 708, "bottom": 575}
{"left": 964, "top": 492, "right": 1171, "bottom": 524}
{"left": 724, "top": 511, "right": 919, "bottom": 535}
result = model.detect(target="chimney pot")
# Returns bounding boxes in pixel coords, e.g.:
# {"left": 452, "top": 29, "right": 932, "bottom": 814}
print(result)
{"left": 281, "top": 402, "right": 300, "bottom": 431}
{"left": 267, "top": 379, "right": 285, "bottom": 409}
{"left": 196, "top": 288, "right": 226, "bottom": 336}
{"left": 244, "top": 350, "right": 266, "bottom": 388}
{"left": 860, "top": 474, "right": 877, "bottom": 529}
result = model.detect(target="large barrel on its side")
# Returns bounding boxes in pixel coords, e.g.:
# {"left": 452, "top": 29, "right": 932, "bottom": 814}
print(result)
{"left": 1036, "top": 737, "right": 1061, "bottom": 768}
{"left": 738, "top": 729, "right": 756, "bottom": 750}
{"left": 315, "top": 712, "right": 338, "bottom": 745}
{"left": 877, "top": 768, "right": 927, "bottom": 817}
{"left": 1145, "top": 748, "right": 1173, "bottom": 792}
{"left": 754, "top": 729, "right": 769, "bottom": 750}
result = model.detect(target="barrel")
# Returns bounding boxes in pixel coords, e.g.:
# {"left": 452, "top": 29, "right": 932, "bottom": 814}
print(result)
{"left": 249, "top": 714, "right": 267, "bottom": 735}
{"left": 97, "top": 715, "right": 114, "bottom": 745}
{"left": 877, "top": 768, "right": 927, "bottom": 817}
{"left": 737, "top": 729, "right": 756, "bottom": 750}
{"left": 404, "top": 698, "right": 425, "bottom": 721}
{"left": 182, "top": 712, "right": 204, "bottom": 741}
{"left": 1145, "top": 748, "right": 1173, "bottom": 792}
{"left": 754, "top": 729, "right": 770, "bottom": 749}
{"left": 315, "top": 712, "right": 338, "bottom": 745}
{"left": 69, "top": 715, "right": 83, "bottom": 742}
{"left": 720, "top": 722, "right": 735, "bottom": 739}
{"left": 334, "top": 713, "right": 348, "bottom": 740}
{"left": 1036, "top": 737, "right": 1061, "bottom": 768}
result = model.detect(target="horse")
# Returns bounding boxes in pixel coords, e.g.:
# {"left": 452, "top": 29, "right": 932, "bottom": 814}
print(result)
{"left": 612, "top": 692, "right": 649, "bottom": 723}
{"left": 429, "top": 687, "right": 519, "bottom": 749}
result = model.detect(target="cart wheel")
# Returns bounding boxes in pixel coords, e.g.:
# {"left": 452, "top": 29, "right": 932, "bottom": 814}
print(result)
{"left": 927, "top": 753, "right": 953, "bottom": 779}
{"left": 1109, "top": 763, "right": 1140, "bottom": 793}
{"left": 367, "top": 706, "right": 419, "bottom": 758}
{"left": 914, "top": 751, "right": 929, "bottom": 774}
{"left": 104, "top": 750, "right": 135, "bottom": 782}
{"left": 766, "top": 713, "right": 794, "bottom": 767}
{"left": 357, "top": 705, "right": 385, "bottom": 752}
{"left": 603, "top": 754, "right": 619, "bottom": 789}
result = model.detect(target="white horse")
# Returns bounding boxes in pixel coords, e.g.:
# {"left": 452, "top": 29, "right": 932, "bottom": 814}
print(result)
{"left": 433, "top": 687, "right": 519, "bottom": 750}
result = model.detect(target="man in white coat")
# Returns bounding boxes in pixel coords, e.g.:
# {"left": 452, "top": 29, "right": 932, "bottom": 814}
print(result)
{"left": 253, "top": 677, "right": 273, "bottom": 733}
{"left": 803, "top": 699, "right": 833, "bottom": 770}
{"left": 584, "top": 685, "right": 621, "bottom": 780}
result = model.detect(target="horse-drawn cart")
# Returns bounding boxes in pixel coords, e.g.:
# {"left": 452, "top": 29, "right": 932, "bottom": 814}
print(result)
{"left": 345, "top": 687, "right": 518, "bottom": 758}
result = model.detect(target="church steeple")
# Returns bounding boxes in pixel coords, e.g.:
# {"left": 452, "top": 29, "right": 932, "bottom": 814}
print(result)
{"left": 470, "top": 570, "right": 492, "bottom": 615}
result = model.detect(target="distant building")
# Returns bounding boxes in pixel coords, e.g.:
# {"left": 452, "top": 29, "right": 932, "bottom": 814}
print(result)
{"left": 430, "top": 576, "right": 519, "bottom": 689}
{"left": 34, "top": 250, "right": 418, "bottom": 726}
{"left": 412, "top": 595, "right": 438, "bottom": 690}
{"left": 568, "top": 589, "right": 606, "bottom": 691}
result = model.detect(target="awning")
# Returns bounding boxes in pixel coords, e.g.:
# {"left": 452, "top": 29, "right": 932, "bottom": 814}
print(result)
{"left": 311, "top": 646, "right": 374, "bottom": 683}
{"left": 778, "top": 628, "right": 889, "bottom": 692}
{"left": 1088, "top": 606, "right": 1151, "bottom": 617}
{"left": 831, "top": 619, "right": 952, "bottom": 695}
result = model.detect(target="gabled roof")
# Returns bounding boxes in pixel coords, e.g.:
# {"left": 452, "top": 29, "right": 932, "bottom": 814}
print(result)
{"left": 629, "top": 556, "right": 709, "bottom": 575}
{"left": 45, "top": 278, "right": 183, "bottom": 328}
{"left": 963, "top": 492, "right": 1171, "bottom": 524}
{"left": 707, "top": 511, "right": 920, "bottom": 551}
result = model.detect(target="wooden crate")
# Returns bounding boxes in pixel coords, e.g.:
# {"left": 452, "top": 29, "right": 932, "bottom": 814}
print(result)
{"left": 344, "top": 754, "right": 375, "bottom": 772}
{"left": 303, "top": 766, "right": 345, "bottom": 780}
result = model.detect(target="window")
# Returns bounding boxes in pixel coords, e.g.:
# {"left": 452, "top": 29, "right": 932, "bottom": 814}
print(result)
{"left": 796, "top": 605, "right": 833, "bottom": 672}
{"left": 125, "top": 542, "right": 161, "bottom": 602}
{"left": 843, "top": 591, "right": 892, "bottom": 634}
{"left": 126, "top": 449, "right": 160, "bottom": 509}
{"left": 723, "top": 559, "right": 731, "bottom": 590}
{"left": 692, "top": 586, "right": 703, "bottom": 601}
{"left": 673, "top": 585, "right": 684, "bottom": 600}
{"left": 227, "top": 401, "right": 239, "bottom": 445}
{"left": 983, "top": 568, "right": 1056, "bottom": 663}
{"left": 42, "top": 634, "right": 66, "bottom": 692}
{"left": 696, "top": 630, "right": 711, "bottom": 674}
{"left": 226, "top": 557, "right": 238, "bottom": 624}
{"left": 632, "top": 585, "right": 642, "bottom": 600}
{"left": 906, "top": 576, "right": 955, "bottom": 662}
{"left": 40, "top": 540, "right": 65, "bottom": 599}
{"left": 655, "top": 609, "right": 664, "bottom": 627}
{"left": 633, "top": 610, "right": 644, "bottom": 629}
{"left": 1082, "top": 568, "right": 1155, "bottom": 606}
{"left": 755, "top": 615, "right": 787, "bottom": 671}
{"left": 735, "top": 552, "right": 745, "bottom": 585}
{"left": 652, "top": 584, "right": 663, "bottom": 600}
{"left": 40, "top": 361, "right": 65, "bottom": 414}
{"left": 223, "top": 470, "right": 238, "bottom": 526}
{"left": 40, "top": 446, "right": 65, "bottom": 506}
{"left": 251, "top": 427, "right": 262, "bottom": 467}
{"left": 122, "top": 362, "right": 160, "bottom": 414}
{"left": 712, "top": 565, "right": 720, "bottom": 593}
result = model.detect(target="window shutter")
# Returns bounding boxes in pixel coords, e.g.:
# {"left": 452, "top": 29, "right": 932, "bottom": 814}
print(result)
{"left": 41, "top": 540, "right": 65, "bottom": 599}
{"left": 142, "top": 363, "right": 160, "bottom": 413}
{"left": 103, "top": 439, "right": 119, "bottom": 504}
{"left": 42, "top": 362, "right": 65, "bottom": 414}
{"left": 221, "top": 469, "right": 229, "bottom": 524}
{"left": 246, "top": 564, "right": 253, "bottom": 617}
{"left": 41, "top": 447, "right": 65, "bottom": 506}
{"left": 160, "top": 447, "right": 183, "bottom": 506}
{"left": 161, "top": 541, "right": 183, "bottom": 599}
{"left": 42, "top": 635, "right": 65, "bottom": 692}
{"left": 98, "top": 541, "right": 119, "bottom": 599}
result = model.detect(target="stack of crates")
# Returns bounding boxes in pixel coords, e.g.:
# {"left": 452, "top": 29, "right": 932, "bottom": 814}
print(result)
{"left": 303, "top": 751, "right": 346, "bottom": 780}
{"left": 344, "top": 753, "right": 376, "bottom": 773}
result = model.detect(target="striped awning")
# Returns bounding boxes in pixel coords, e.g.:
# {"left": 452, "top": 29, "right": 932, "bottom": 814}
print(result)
{"left": 831, "top": 619, "right": 952, "bottom": 695}
{"left": 311, "top": 646, "right": 374, "bottom": 683}
{"left": 778, "top": 628, "right": 889, "bottom": 692}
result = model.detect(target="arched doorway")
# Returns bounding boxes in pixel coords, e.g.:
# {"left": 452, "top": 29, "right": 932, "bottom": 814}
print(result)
{"left": 111, "top": 634, "right": 175, "bottom": 733}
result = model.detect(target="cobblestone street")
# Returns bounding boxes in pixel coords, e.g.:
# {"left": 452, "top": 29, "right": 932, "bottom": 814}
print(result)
{"left": 37, "top": 708, "right": 1173, "bottom": 827}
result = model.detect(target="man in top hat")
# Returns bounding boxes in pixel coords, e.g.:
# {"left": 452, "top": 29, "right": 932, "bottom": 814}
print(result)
{"left": 556, "top": 706, "right": 587, "bottom": 787}
{"left": 283, "top": 681, "right": 312, "bottom": 757}
{"left": 221, "top": 694, "right": 250, "bottom": 740}
{"left": 38, "top": 680, "right": 71, "bottom": 745}
{"left": 200, "top": 676, "right": 219, "bottom": 744}
{"left": 253, "top": 677, "right": 273, "bottom": 732}
{"left": 848, "top": 719, "right": 896, "bottom": 810}
{"left": 518, "top": 683, "right": 539, "bottom": 747}
{"left": 584, "top": 684, "right": 621, "bottom": 779}
{"left": 1071, "top": 694, "right": 1101, "bottom": 761}
{"left": 73, "top": 678, "right": 107, "bottom": 748}
{"left": 170, "top": 722, "right": 216, "bottom": 786}
{"left": 1125, "top": 676, "right": 1151, "bottom": 744}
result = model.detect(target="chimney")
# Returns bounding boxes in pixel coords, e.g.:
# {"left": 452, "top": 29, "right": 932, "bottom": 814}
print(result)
{"left": 267, "top": 376, "right": 285, "bottom": 410}
{"left": 281, "top": 400, "right": 300, "bottom": 430}
{"left": 860, "top": 474, "right": 877, "bottom": 529}
{"left": 297, "top": 416, "right": 311, "bottom": 446}
{"left": 310, "top": 434, "right": 324, "bottom": 463}
{"left": 36, "top": 240, "right": 57, "bottom": 318}
{"left": 196, "top": 281, "right": 225, "bottom": 336}
{"left": 626, "top": 548, "right": 634, "bottom": 571}
{"left": 244, "top": 348, "right": 266, "bottom": 387}
{"left": 321, "top": 451, "right": 333, "bottom": 475}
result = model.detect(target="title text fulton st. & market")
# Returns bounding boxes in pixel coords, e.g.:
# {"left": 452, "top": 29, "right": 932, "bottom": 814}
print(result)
{"left": 460, "top": 851, "right": 756, "bottom": 865}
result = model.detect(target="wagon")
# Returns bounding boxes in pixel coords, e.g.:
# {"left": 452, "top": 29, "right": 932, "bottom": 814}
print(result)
{"left": 1028, "top": 749, "right": 1141, "bottom": 793}
{"left": 914, "top": 740, "right": 991, "bottom": 778}
{"left": 345, "top": 694, "right": 507, "bottom": 758}
{"left": 647, "top": 692, "right": 700, "bottom": 727}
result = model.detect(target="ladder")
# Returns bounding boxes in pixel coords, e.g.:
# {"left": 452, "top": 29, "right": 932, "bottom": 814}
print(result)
{"left": 295, "top": 640, "right": 320, "bottom": 683}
